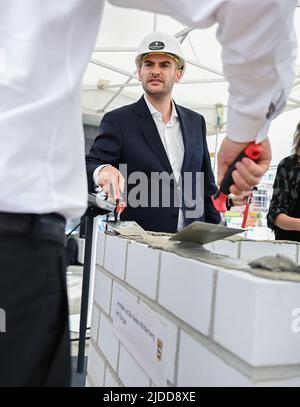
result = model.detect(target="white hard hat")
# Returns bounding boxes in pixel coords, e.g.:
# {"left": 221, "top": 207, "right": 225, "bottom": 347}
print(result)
{"left": 136, "top": 32, "right": 186, "bottom": 74}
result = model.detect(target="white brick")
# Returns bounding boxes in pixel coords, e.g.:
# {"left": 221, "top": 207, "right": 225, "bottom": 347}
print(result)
{"left": 203, "top": 242, "right": 215, "bottom": 252}
{"left": 178, "top": 330, "right": 252, "bottom": 387}
{"left": 86, "top": 341, "right": 105, "bottom": 387}
{"left": 118, "top": 345, "right": 150, "bottom": 387}
{"left": 239, "top": 241, "right": 297, "bottom": 262}
{"left": 126, "top": 242, "right": 160, "bottom": 300}
{"left": 256, "top": 376, "right": 300, "bottom": 387}
{"left": 96, "top": 232, "right": 106, "bottom": 267}
{"left": 214, "top": 268, "right": 300, "bottom": 366}
{"left": 97, "top": 313, "right": 119, "bottom": 371}
{"left": 85, "top": 375, "right": 94, "bottom": 387}
{"left": 158, "top": 252, "right": 216, "bottom": 335}
{"left": 213, "top": 239, "right": 239, "bottom": 259}
{"left": 94, "top": 270, "right": 112, "bottom": 314}
{"left": 76, "top": 237, "right": 85, "bottom": 264}
{"left": 104, "top": 368, "right": 120, "bottom": 387}
{"left": 104, "top": 235, "right": 128, "bottom": 279}
{"left": 90, "top": 304, "right": 100, "bottom": 342}
{"left": 140, "top": 301, "right": 178, "bottom": 385}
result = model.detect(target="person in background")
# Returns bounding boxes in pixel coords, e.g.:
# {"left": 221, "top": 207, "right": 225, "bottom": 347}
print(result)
{"left": 87, "top": 32, "right": 250, "bottom": 232}
{"left": 267, "top": 122, "right": 300, "bottom": 242}
{"left": 86, "top": 32, "right": 221, "bottom": 233}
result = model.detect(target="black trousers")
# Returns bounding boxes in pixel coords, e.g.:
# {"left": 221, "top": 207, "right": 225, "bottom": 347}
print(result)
{"left": 0, "top": 233, "right": 71, "bottom": 386}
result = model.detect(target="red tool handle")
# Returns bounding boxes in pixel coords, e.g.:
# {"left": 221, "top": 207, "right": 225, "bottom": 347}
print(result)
{"left": 114, "top": 198, "right": 126, "bottom": 222}
{"left": 241, "top": 204, "right": 250, "bottom": 229}
{"left": 241, "top": 195, "right": 252, "bottom": 229}
{"left": 116, "top": 199, "right": 126, "bottom": 214}
{"left": 212, "top": 142, "right": 262, "bottom": 213}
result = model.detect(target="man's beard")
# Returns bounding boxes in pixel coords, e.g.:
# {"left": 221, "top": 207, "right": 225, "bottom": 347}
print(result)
{"left": 143, "top": 81, "right": 173, "bottom": 98}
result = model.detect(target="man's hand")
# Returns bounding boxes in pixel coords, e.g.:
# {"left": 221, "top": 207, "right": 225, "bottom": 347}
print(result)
{"left": 217, "top": 137, "right": 271, "bottom": 195}
{"left": 231, "top": 191, "right": 252, "bottom": 207}
{"left": 97, "top": 165, "right": 124, "bottom": 201}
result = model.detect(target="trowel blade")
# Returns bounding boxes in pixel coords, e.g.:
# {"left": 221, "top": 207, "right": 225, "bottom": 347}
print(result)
{"left": 170, "top": 221, "right": 243, "bottom": 245}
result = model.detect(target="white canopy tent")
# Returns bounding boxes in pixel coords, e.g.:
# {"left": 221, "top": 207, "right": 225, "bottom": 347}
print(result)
{"left": 82, "top": 1, "right": 300, "bottom": 167}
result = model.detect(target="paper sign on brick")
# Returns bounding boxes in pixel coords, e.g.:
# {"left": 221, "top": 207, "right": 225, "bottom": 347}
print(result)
{"left": 113, "top": 287, "right": 169, "bottom": 386}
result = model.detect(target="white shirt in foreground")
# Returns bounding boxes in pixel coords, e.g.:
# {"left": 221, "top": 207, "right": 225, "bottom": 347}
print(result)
{"left": 0, "top": 1, "right": 104, "bottom": 219}
{"left": 0, "top": 0, "right": 297, "bottom": 219}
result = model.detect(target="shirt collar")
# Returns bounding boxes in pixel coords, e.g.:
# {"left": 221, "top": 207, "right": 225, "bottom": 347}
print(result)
{"left": 143, "top": 94, "right": 178, "bottom": 122}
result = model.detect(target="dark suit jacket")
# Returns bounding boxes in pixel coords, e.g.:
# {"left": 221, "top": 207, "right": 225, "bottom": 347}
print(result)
{"left": 86, "top": 96, "right": 220, "bottom": 232}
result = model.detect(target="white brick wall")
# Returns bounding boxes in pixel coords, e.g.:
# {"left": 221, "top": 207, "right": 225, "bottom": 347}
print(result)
{"left": 104, "top": 235, "right": 128, "bottom": 279}
{"left": 87, "top": 235, "right": 300, "bottom": 387}
{"left": 240, "top": 241, "right": 297, "bottom": 262}
{"left": 76, "top": 237, "right": 85, "bottom": 264}
{"left": 118, "top": 345, "right": 151, "bottom": 387}
{"left": 104, "top": 368, "right": 120, "bottom": 387}
{"left": 214, "top": 268, "right": 300, "bottom": 366}
{"left": 85, "top": 375, "right": 93, "bottom": 387}
{"left": 86, "top": 341, "right": 105, "bottom": 387}
{"left": 97, "top": 313, "right": 120, "bottom": 371}
{"left": 213, "top": 240, "right": 239, "bottom": 259}
{"left": 126, "top": 242, "right": 160, "bottom": 300}
{"left": 158, "top": 252, "right": 216, "bottom": 335}
{"left": 94, "top": 270, "right": 112, "bottom": 314}
{"left": 203, "top": 242, "right": 215, "bottom": 252}
{"left": 96, "top": 232, "right": 106, "bottom": 267}
{"left": 177, "top": 330, "right": 251, "bottom": 387}
{"left": 90, "top": 304, "right": 100, "bottom": 342}
{"left": 257, "top": 376, "right": 300, "bottom": 387}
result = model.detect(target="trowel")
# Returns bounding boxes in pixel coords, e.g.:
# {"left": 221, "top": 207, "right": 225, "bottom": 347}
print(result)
{"left": 169, "top": 221, "right": 243, "bottom": 245}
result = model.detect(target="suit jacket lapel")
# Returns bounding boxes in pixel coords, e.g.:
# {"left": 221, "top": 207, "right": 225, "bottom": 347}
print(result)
{"left": 176, "top": 104, "right": 193, "bottom": 174}
{"left": 135, "top": 97, "right": 173, "bottom": 174}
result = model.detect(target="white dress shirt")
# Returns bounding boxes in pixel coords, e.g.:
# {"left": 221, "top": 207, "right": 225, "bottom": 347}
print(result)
{"left": 0, "top": 0, "right": 297, "bottom": 219}
{"left": 0, "top": 0, "right": 104, "bottom": 219}
{"left": 93, "top": 95, "right": 186, "bottom": 230}
{"left": 143, "top": 96, "right": 184, "bottom": 183}
{"left": 143, "top": 95, "right": 185, "bottom": 230}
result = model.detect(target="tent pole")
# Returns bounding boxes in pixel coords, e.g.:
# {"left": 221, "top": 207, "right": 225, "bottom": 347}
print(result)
{"left": 213, "top": 125, "right": 219, "bottom": 177}
{"left": 213, "top": 103, "right": 224, "bottom": 177}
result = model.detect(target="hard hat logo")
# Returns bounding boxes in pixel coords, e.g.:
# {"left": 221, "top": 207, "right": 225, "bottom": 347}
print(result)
{"left": 148, "top": 41, "right": 165, "bottom": 51}
{"left": 136, "top": 32, "right": 186, "bottom": 75}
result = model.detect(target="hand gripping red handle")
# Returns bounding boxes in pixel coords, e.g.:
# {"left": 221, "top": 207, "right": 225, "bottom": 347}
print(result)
{"left": 211, "top": 142, "right": 263, "bottom": 213}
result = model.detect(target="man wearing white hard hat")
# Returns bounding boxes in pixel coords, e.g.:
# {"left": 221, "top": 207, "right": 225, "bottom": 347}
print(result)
{"left": 86, "top": 32, "right": 248, "bottom": 232}
{"left": 135, "top": 32, "right": 186, "bottom": 73}
{"left": 87, "top": 32, "right": 222, "bottom": 232}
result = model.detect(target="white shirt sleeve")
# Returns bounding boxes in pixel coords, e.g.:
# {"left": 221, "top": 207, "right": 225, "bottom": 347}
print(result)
{"left": 108, "top": 0, "right": 297, "bottom": 143}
